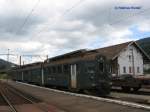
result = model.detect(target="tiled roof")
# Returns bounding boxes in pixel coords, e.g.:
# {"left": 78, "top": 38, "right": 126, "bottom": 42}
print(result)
{"left": 95, "top": 41, "right": 133, "bottom": 60}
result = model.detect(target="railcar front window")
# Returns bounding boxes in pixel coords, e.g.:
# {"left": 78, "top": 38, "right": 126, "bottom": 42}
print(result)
{"left": 87, "top": 66, "right": 95, "bottom": 73}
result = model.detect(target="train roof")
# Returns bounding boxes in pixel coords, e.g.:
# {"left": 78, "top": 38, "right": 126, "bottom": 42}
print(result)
{"left": 43, "top": 49, "right": 105, "bottom": 65}
{"left": 45, "top": 49, "right": 88, "bottom": 62}
{"left": 21, "top": 62, "right": 42, "bottom": 67}
{"left": 10, "top": 62, "right": 42, "bottom": 70}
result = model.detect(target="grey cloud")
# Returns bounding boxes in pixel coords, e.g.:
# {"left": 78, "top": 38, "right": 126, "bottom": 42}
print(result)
{"left": 0, "top": 0, "right": 150, "bottom": 64}
{"left": 67, "top": 1, "right": 150, "bottom": 29}
{"left": 0, "top": 13, "right": 43, "bottom": 38}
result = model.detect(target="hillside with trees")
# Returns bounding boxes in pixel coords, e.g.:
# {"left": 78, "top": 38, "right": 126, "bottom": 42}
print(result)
{"left": 137, "top": 37, "right": 150, "bottom": 57}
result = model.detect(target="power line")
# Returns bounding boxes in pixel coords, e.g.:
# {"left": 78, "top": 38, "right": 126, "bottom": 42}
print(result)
{"left": 62, "top": 0, "right": 86, "bottom": 16}
{"left": 34, "top": 0, "right": 87, "bottom": 38}
{"left": 16, "top": 0, "right": 40, "bottom": 35}
{"left": 0, "top": 52, "right": 47, "bottom": 64}
{"left": 0, "top": 54, "right": 16, "bottom": 56}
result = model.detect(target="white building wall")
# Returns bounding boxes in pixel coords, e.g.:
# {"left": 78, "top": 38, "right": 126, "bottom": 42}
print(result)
{"left": 118, "top": 45, "right": 143, "bottom": 76}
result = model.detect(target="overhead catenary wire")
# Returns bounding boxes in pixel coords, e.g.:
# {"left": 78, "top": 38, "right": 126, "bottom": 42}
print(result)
{"left": 0, "top": 51, "right": 47, "bottom": 65}
{"left": 14, "top": 0, "right": 150, "bottom": 38}
{"left": 16, "top": 0, "right": 41, "bottom": 35}
{"left": 34, "top": 0, "right": 87, "bottom": 38}
{"left": 34, "top": 1, "right": 150, "bottom": 40}
{"left": 6, "top": 1, "right": 149, "bottom": 64}
{"left": 1, "top": 0, "right": 88, "bottom": 65}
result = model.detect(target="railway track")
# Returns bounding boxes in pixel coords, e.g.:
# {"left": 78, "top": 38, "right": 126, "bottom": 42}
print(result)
{"left": 3, "top": 80, "right": 149, "bottom": 112}
{"left": 16, "top": 81, "right": 150, "bottom": 107}
{"left": 1, "top": 80, "right": 149, "bottom": 111}
{"left": 15, "top": 81, "right": 150, "bottom": 111}
{"left": 0, "top": 89, "right": 17, "bottom": 112}
{"left": 0, "top": 82, "right": 51, "bottom": 112}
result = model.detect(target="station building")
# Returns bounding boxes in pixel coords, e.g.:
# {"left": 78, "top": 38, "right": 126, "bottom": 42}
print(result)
{"left": 95, "top": 41, "right": 150, "bottom": 76}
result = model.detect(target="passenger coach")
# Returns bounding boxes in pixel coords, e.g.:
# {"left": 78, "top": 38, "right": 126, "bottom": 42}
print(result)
{"left": 8, "top": 49, "right": 111, "bottom": 95}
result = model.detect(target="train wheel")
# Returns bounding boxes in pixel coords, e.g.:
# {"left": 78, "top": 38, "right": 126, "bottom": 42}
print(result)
{"left": 133, "top": 86, "right": 141, "bottom": 92}
{"left": 97, "top": 83, "right": 111, "bottom": 96}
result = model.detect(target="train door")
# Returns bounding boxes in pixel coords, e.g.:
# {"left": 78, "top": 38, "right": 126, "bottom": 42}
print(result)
{"left": 71, "top": 64, "right": 77, "bottom": 88}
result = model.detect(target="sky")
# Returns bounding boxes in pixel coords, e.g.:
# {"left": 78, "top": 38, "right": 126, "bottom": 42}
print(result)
{"left": 0, "top": 0, "right": 150, "bottom": 64}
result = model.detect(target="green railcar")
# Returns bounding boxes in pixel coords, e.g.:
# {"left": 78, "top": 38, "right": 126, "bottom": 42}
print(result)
{"left": 43, "top": 51, "right": 111, "bottom": 95}
{"left": 8, "top": 50, "right": 111, "bottom": 96}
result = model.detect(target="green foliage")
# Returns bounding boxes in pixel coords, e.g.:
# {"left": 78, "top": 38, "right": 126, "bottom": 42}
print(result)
{"left": 0, "top": 74, "right": 8, "bottom": 79}
{"left": 137, "top": 37, "right": 150, "bottom": 57}
{"left": 144, "top": 69, "right": 150, "bottom": 74}
{"left": 138, "top": 37, "right": 150, "bottom": 74}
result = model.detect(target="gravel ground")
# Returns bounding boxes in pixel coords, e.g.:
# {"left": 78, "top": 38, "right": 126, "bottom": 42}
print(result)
{"left": 7, "top": 81, "right": 150, "bottom": 112}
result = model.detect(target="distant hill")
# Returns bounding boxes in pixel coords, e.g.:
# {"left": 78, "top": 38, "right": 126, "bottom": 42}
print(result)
{"left": 137, "top": 37, "right": 150, "bottom": 58}
{"left": 0, "top": 59, "right": 17, "bottom": 71}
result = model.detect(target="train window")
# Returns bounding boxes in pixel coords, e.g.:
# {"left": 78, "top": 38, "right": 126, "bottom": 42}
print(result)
{"left": 99, "top": 62, "right": 104, "bottom": 72}
{"left": 45, "top": 68, "right": 48, "bottom": 73}
{"left": 57, "top": 66, "right": 62, "bottom": 73}
{"left": 52, "top": 66, "right": 56, "bottom": 73}
{"left": 32, "top": 69, "right": 39, "bottom": 75}
{"left": 24, "top": 71, "right": 28, "bottom": 74}
{"left": 63, "top": 64, "right": 69, "bottom": 73}
{"left": 87, "top": 66, "right": 95, "bottom": 73}
{"left": 48, "top": 67, "right": 51, "bottom": 73}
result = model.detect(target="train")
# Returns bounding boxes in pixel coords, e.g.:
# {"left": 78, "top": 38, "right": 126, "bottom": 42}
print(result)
{"left": 8, "top": 50, "right": 111, "bottom": 96}
{"left": 111, "top": 74, "right": 142, "bottom": 92}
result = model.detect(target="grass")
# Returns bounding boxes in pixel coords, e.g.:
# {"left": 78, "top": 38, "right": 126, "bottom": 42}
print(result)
{"left": 0, "top": 73, "right": 8, "bottom": 79}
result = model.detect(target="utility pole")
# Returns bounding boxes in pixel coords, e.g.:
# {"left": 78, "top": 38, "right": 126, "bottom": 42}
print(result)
{"left": 6, "top": 49, "right": 10, "bottom": 82}
{"left": 19, "top": 56, "right": 22, "bottom": 67}
{"left": 46, "top": 55, "right": 48, "bottom": 60}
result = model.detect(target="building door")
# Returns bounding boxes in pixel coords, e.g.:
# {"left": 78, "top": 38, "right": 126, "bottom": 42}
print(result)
{"left": 71, "top": 64, "right": 77, "bottom": 88}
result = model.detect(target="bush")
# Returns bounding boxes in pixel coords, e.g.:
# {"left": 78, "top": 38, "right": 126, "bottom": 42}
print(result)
{"left": 0, "top": 74, "right": 7, "bottom": 79}
{"left": 144, "top": 69, "right": 150, "bottom": 74}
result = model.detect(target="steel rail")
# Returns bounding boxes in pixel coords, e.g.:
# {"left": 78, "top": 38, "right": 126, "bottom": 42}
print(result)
{"left": 0, "top": 89, "right": 18, "bottom": 112}
{"left": 8, "top": 87, "right": 48, "bottom": 112}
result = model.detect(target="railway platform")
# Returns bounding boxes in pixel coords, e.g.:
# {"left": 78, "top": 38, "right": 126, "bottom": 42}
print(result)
{"left": 3, "top": 80, "right": 149, "bottom": 112}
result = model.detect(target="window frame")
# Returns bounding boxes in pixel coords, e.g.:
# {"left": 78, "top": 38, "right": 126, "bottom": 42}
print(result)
{"left": 123, "top": 66, "right": 126, "bottom": 73}
{"left": 129, "top": 66, "right": 132, "bottom": 73}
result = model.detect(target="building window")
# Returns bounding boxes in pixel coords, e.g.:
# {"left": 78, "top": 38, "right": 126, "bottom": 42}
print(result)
{"left": 129, "top": 55, "right": 132, "bottom": 62}
{"left": 129, "top": 66, "right": 132, "bottom": 73}
{"left": 123, "top": 66, "right": 126, "bottom": 73}
{"left": 137, "top": 67, "right": 140, "bottom": 73}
